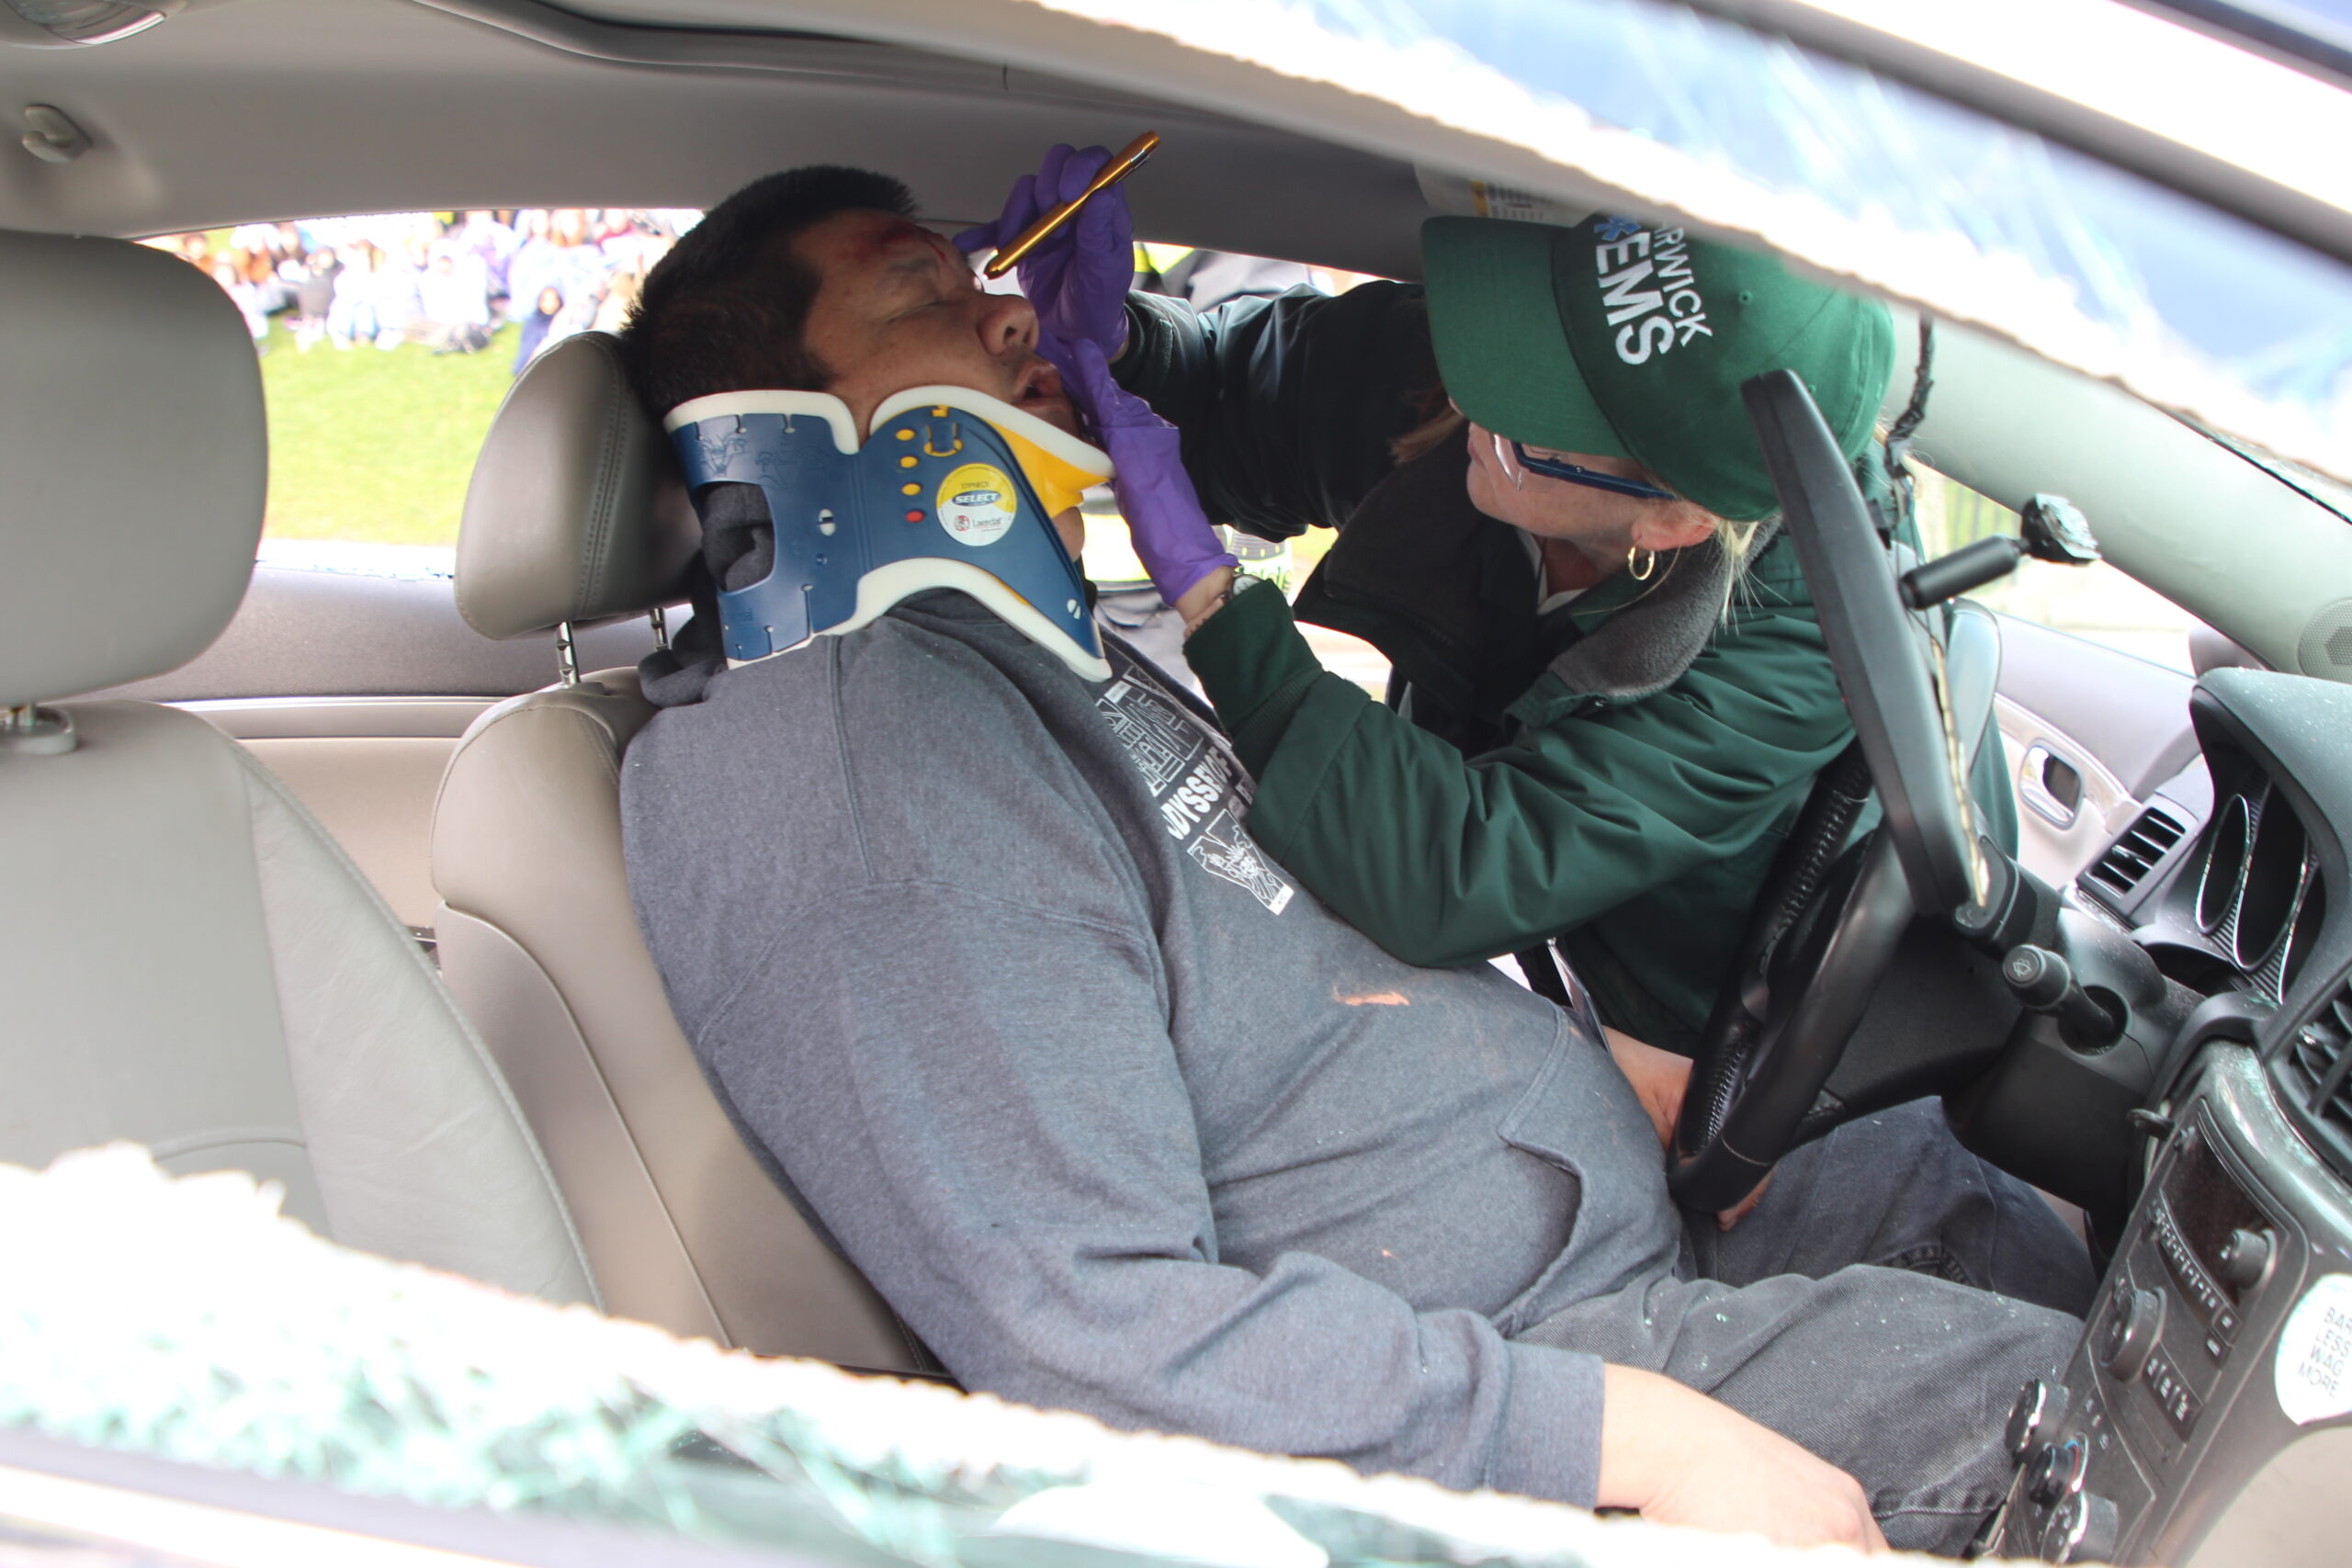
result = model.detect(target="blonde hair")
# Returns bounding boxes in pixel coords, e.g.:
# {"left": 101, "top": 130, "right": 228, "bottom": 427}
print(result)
{"left": 1391, "top": 402, "right": 1761, "bottom": 576}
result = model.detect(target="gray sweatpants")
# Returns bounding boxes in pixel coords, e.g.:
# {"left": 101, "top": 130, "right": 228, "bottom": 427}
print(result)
{"left": 1518, "top": 1100, "right": 2094, "bottom": 1555}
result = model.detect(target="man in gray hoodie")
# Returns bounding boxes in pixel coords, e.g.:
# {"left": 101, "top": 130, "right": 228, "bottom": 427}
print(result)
{"left": 616, "top": 165, "right": 2093, "bottom": 1556}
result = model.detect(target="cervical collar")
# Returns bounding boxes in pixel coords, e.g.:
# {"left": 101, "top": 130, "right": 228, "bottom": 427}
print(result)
{"left": 664, "top": 386, "right": 1114, "bottom": 681}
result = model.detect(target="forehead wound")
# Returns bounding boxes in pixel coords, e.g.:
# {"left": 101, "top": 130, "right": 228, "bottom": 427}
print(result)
{"left": 851, "top": 216, "right": 932, "bottom": 261}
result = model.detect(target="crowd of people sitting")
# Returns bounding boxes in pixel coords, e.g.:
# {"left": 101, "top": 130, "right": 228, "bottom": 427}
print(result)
{"left": 153, "top": 209, "right": 701, "bottom": 374}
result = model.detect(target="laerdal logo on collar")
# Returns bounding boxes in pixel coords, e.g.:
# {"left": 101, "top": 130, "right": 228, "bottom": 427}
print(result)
{"left": 1592, "top": 218, "right": 1712, "bottom": 365}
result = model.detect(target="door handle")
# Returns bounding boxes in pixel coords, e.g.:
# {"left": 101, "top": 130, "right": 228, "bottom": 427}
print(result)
{"left": 2018, "top": 742, "right": 2083, "bottom": 829}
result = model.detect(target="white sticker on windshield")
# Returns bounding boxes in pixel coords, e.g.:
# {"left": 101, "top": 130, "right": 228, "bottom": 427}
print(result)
{"left": 2274, "top": 1273, "right": 2352, "bottom": 1426}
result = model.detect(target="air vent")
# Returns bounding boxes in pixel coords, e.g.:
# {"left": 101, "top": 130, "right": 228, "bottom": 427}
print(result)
{"left": 2280, "top": 977, "right": 2352, "bottom": 1154}
{"left": 2086, "top": 805, "right": 2188, "bottom": 899}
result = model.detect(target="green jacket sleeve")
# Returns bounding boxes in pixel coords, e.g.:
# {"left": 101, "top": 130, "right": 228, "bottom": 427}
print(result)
{"left": 1115, "top": 282, "right": 1438, "bottom": 538}
{"left": 1185, "top": 573, "right": 1854, "bottom": 970}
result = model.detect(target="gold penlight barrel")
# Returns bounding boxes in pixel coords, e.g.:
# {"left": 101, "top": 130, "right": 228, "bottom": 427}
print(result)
{"left": 981, "top": 131, "right": 1160, "bottom": 278}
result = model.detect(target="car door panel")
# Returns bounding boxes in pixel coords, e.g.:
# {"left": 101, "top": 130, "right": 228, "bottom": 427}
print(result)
{"left": 97, "top": 567, "right": 663, "bottom": 936}
{"left": 1993, "top": 615, "right": 2203, "bottom": 886}
{"left": 1996, "top": 615, "right": 2198, "bottom": 796}
{"left": 236, "top": 736, "right": 461, "bottom": 935}
{"left": 89, "top": 564, "right": 660, "bottom": 703}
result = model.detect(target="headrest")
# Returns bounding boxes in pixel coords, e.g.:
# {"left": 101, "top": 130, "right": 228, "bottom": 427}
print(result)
{"left": 456, "top": 333, "right": 700, "bottom": 641}
{"left": 0, "top": 231, "right": 266, "bottom": 707}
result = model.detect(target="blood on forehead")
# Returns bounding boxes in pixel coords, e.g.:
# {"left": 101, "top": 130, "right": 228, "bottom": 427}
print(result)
{"left": 857, "top": 216, "right": 935, "bottom": 260}
{"left": 789, "top": 211, "right": 937, "bottom": 276}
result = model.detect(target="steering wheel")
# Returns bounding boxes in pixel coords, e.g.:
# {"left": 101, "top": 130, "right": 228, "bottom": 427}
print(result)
{"left": 1667, "top": 370, "right": 1981, "bottom": 1213}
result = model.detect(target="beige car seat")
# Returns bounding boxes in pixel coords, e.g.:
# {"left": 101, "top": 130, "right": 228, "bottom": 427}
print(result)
{"left": 432, "top": 333, "right": 923, "bottom": 1371}
{"left": 0, "top": 230, "right": 595, "bottom": 1308}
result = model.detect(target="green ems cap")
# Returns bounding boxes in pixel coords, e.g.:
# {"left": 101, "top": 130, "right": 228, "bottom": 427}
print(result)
{"left": 1422, "top": 214, "right": 1894, "bottom": 523}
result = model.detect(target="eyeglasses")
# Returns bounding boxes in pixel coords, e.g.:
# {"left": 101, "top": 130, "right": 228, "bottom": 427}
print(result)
{"left": 1489, "top": 431, "right": 1678, "bottom": 502}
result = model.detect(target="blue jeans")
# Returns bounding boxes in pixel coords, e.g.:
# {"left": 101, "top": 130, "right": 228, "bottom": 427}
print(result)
{"left": 1519, "top": 1100, "right": 2093, "bottom": 1554}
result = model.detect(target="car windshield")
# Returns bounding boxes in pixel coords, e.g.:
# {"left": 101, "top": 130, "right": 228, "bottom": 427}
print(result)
{"left": 2197, "top": 419, "right": 2352, "bottom": 521}
{"left": 1040, "top": 0, "right": 2352, "bottom": 490}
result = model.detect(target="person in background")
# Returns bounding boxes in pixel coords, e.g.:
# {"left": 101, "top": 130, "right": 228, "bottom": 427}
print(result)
{"left": 416, "top": 249, "right": 493, "bottom": 355}
{"left": 456, "top": 209, "right": 520, "bottom": 314}
{"left": 505, "top": 209, "right": 560, "bottom": 319}
{"left": 272, "top": 222, "right": 306, "bottom": 273}
{"left": 510, "top": 208, "right": 605, "bottom": 326}
{"left": 288, "top": 247, "right": 339, "bottom": 352}
{"left": 145, "top": 210, "right": 702, "bottom": 362}
{"left": 327, "top": 243, "right": 397, "bottom": 349}
{"left": 373, "top": 239, "right": 426, "bottom": 349}
{"left": 512, "top": 285, "right": 568, "bottom": 376}
{"left": 209, "top": 258, "right": 271, "bottom": 349}
{"left": 225, "top": 222, "right": 291, "bottom": 315}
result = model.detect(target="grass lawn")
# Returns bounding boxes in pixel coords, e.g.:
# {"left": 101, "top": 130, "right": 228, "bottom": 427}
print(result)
{"left": 259, "top": 317, "right": 522, "bottom": 547}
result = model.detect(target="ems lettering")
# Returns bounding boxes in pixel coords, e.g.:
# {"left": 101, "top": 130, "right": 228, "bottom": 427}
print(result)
{"left": 1593, "top": 231, "right": 1650, "bottom": 272}
{"left": 1600, "top": 223, "right": 1710, "bottom": 364}
{"left": 1615, "top": 315, "right": 1673, "bottom": 364}
{"left": 1596, "top": 259, "right": 1661, "bottom": 326}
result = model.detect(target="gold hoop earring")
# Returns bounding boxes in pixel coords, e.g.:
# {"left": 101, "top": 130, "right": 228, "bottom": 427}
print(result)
{"left": 1626, "top": 544, "right": 1658, "bottom": 581}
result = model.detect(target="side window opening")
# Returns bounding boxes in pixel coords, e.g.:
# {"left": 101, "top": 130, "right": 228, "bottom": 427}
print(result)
{"left": 148, "top": 209, "right": 702, "bottom": 564}
{"left": 1913, "top": 465, "right": 2207, "bottom": 672}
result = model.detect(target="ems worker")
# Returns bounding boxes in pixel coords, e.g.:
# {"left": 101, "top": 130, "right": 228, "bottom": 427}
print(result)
{"left": 963, "top": 148, "right": 2011, "bottom": 1052}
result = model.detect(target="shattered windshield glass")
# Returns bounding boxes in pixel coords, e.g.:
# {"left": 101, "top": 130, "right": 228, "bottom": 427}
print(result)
{"left": 0, "top": 1149, "right": 1815, "bottom": 1568}
{"left": 1042, "top": 0, "right": 2352, "bottom": 486}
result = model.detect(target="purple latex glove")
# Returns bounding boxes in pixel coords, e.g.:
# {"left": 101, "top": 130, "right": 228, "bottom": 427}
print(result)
{"left": 1056, "top": 333, "right": 1235, "bottom": 605}
{"left": 955, "top": 143, "right": 1133, "bottom": 355}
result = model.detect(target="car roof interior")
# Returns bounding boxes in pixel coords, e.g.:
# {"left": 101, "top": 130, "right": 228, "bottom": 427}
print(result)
{"left": 0, "top": 0, "right": 1435, "bottom": 277}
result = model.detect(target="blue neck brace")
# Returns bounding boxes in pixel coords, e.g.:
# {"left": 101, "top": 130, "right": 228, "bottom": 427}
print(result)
{"left": 664, "top": 386, "right": 1113, "bottom": 682}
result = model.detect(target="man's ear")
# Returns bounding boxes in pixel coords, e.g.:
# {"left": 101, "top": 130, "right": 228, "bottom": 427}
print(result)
{"left": 1631, "top": 509, "right": 1718, "bottom": 555}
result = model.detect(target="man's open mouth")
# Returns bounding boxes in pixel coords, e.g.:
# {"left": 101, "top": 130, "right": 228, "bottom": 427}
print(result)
{"left": 1013, "top": 357, "right": 1062, "bottom": 404}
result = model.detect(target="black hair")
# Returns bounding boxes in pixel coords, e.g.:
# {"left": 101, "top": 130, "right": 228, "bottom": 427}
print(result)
{"left": 618, "top": 165, "right": 917, "bottom": 417}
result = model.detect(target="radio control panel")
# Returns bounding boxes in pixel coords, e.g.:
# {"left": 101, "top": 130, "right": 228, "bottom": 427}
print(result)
{"left": 1982, "top": 1049, "right": 2333, "bottom": 1564}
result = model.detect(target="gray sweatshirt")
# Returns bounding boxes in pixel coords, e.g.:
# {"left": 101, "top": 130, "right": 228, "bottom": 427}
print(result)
{"left": 620, "top": 590, "right": 1685, "bottom": 1506}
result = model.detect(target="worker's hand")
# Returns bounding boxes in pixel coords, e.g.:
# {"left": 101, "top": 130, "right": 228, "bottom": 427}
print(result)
{"left": 956, "top": 143, "right": 1133, "bottom": 356}
{"left": 1601, "top": 1027, "right": 1771, "bottom": 1230}
{"left": 1055, "top": 333, "right": 1235, "bottom": 605}
{"left": 1598, "top": 1365, "right": 1887, "bottom": 1553}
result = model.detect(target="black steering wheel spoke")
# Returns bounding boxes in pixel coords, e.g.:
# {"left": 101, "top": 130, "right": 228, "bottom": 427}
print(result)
{"left": 1668, "top": 372, "right": 1980, "bottom": 1213}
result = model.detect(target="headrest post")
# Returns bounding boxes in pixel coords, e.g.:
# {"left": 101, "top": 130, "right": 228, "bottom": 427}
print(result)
{"left": 0, "top": 704, "right": 77, "bottom": 757}
{"left": 649, "top": 604, "right": 671, "bottom": 652}
{"left": 554, "top": 620, "right": 581, "bottom": 689}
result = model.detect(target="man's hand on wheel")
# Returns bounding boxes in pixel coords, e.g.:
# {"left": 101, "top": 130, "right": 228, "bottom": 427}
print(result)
{"left": 1602, "top": 1027, "right": 1770, "bottom": 1229}
{"left": 1599, "top": 1366, "right": 1887, "bottom": 1553}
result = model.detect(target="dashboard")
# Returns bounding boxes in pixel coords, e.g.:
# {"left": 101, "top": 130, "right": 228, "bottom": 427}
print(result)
{"left": 1981, "top": 670, "right": 2352, "bottom": 1565}
{"left": 2086, "top": 744, "right": 2329, "bottom": 1019}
